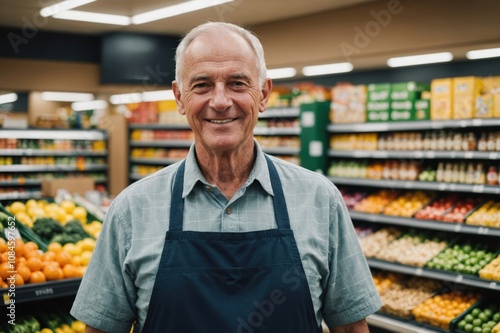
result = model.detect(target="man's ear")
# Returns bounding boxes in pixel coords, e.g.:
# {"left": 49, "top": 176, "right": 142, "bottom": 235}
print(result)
{"left": 259, "top": 78, "right": 273, "bottom": 113}
{"left": 172, "top": 81, "right": 185, "bottom": 115}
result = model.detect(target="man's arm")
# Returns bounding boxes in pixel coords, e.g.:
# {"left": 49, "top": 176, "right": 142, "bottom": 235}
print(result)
{"left": 329, "top": 318, "right": 370, "bottom": 333}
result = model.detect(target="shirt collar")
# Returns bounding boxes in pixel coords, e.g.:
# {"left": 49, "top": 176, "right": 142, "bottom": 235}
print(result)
{"left": 182, "top": 140, "right": 273, "bottom": 198}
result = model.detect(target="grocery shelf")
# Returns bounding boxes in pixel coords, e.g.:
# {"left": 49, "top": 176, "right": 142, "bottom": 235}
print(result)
{"left": 366, "top": 258, "right": 500, "bottom": 291}
{"left": 0, "top": 149, "right": 107, "bottom": 157}
{"left": 129, "top": 173, "right": 148, "bottom": 181}
{"left": 328, "top": 177, "right": 500, "bottom": 194}
{"left": 129, "top": 140, "right": 193, "bottom": 148}
{"left": 349, "top": 211, "right": 500, "bottom": 237}
{"left": 253, "top": 127, "right": 301, "bottom": 135}
{"left": 0, "top": 179, "right": 42, "bottom": 186}
{"left": 328, "top": 150, "right": 499, "bottom": 160}
{"left": 1, "top": 278, "right": 81, "bottom": 305}
{"left": 367, "top": 313, "right": 439, "bottom": 333}
{"left": 261, "top": 147, "right": 300, "bottom": 155}
{"left": 0, "top": 129, "right": 107, "bottom": 140}
{"left": 129, "top": 157, "right": 183, "bottom": 165}
{"left": 0, "top": 165, "right": 108, "bottom": 173}
{"left": 129, "top": 123, "right": 191, "bottom": 130}
{"left": 327, "top": 118, "right": 500, "bottom": 133}
{"left": 258, "top": 107, "right": 300, "bottom": 119}
{"left": 0, "top": 191, "right": 41, "bottom": 201}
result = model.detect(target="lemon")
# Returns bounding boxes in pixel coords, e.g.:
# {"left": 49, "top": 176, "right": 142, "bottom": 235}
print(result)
{"left": 72, "top": 321, "right": 86, "bottom": 333}
{"left": 9, "top": 201, "right": 26, "bottom": 214}
{"left": 40, "top": 329, "right": 54, "bottom": 333}
{"left": 16, "top": 212, "right": 33, "bottom": 228}
{"left": 72, "top": 207, "right": 87, "bottom": 222}
{"left": 60, "top": 200, "right": 76, "bottom": 214}
{"left": 80, "top": 238, "right": 96, "bottom": 252}
{"left": 80, "top": 251, "right": 93, "bottom": 266}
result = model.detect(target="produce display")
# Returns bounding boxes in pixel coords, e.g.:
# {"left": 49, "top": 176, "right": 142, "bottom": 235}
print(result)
{"left": 254, "top": 136, "right": 300, "bottom": 148}
{"left": 130, "top": 148, "right": 189, "bottom": 159}
{"left": 0, "top": 309, "right": 86, "bottom": 333}
{"left": 378, "top": 276, "right": 442, "bottom": 319}
{"left": 372, "top": 271, "right": 403, "bottom": 294}
{"left": 339, "top": 189, "right": 365, "bottom": 209}
{"left": 466, "top": 200, "right": 500, "bottom": 228}
{"left": 479, "top": 255, "right": 500, "bottom": 281}
{"left": 455, "top": 304, "right": 500, "bottom": 333}
{"left": 357, "top": 227, "right": 402, "bottom": 258}
{"left": 129, "top": 129, "right": 193, "bottom": 141}
{"left": 374, "top": 231, "right": 448, "bottom": 267}
{"left": 382, "top": 191, "right": 432, "bottom": 217}
{"left": 438, "top": 198, "right": 482, "bottom": 223}
{"left": 353, "top": 190, "right": 400, "bottom": 214}
{"left": 426, "top": 243, "right": 496, "bottom": 275}
{"left": 412, "top": 290, "right": 480, "bottom": 330}
{"left": 414, "top": 196, "right": 457, "bottom": 220}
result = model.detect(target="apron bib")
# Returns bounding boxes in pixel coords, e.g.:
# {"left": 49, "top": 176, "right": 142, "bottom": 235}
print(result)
{"left": 142, "top": 155, "right": 320, "bottom": 332}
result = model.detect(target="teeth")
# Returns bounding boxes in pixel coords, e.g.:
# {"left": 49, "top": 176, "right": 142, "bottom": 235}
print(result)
{"left": 209, "top": 119, "right": 234, "bottom": 124}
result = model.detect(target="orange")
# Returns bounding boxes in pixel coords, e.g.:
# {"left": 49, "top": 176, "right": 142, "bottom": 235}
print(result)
{"left": 14, "top": 239, "right": 25, "bottom": 257}
{"left": 0, "top": 238, "right": 6, "bottom": 253}
{"left": 13, "top": 273, "right": 24, "bottom": 286}
{"left": 29, "top": 271, "right": 46, "bottom": 284}
{"left": 0, "top": 252, "right": 8, "bottom": 263}
{"left": 48, "top": 242, "right": 63, "bottom": 253}
{"left": 23, "top": 250, "right": 42, "bottom": 260}
{"left": 15, "top": 257, "right": 26, "bottom": 266}
{"left": 56, "top": 251, "right": 72, "bottom": 267}
{"left": 0, "top": 262, "right": 12, "bottom": 280}
{"left": 41, "top": 251, "right": 56, "bottom": 262}
{"left": 26, "top": 257, "right": 43, "bottom": 272}
{"left": 23, "top": 241, "right": 39, "bottom": 253}
{"left": 0, "top": 280, "right": 7, "bottom": 288}
{"left": 17, "top": 264, "right": 31, "bottom": 283}
{"left": 62, "top": 264, "right": 78, "bottom": 279}
{"left": 43, "top": 263, "right": 63, "bottom": 281}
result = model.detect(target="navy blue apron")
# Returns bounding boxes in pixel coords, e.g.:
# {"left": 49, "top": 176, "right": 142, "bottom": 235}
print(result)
{"left": 142, "top": 155, "right": 320, "bottom": 332}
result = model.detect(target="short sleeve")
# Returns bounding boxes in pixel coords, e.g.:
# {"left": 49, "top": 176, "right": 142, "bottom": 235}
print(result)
{"left": 321, "top": 191, "right": 382, "bottom": 327}
{"left": 70, "top": 200, "right": 136, "bottom": 332}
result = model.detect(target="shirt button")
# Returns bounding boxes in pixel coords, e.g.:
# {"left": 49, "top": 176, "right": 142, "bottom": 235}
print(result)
{"left": 225, "top": 207, "right": 232, "bottom": 215}
{"left": 205, "top": 185, "right": 212, "bottom": 191}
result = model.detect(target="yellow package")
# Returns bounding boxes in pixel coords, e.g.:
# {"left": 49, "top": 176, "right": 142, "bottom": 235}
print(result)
{"left": 453, "top": 76, "right": 483, "bottom": 119}
{"left": 476, "top": 76, "right": 500, "bottom": 118}
{"left": 431, "top": 78, "right": 453, "bottom": 120}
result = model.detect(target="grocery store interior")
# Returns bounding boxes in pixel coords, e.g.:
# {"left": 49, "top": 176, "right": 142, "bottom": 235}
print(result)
{"left": 1, "top": 0, "right": 500, "bottom": 332}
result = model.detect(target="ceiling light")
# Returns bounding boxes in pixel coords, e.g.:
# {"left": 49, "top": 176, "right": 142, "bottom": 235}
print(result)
{"left": 302, "top": 62, "right": 353, "bottom": 76}
{"left": 387, "top": 52, "right": 453, "bottom": 67}
{"left": 466, "top": 47, "right": 500, "bottom": 60}
{"left": 0, "top": 93, "right": 18, "bottom": 105}
{"left": 41, "top": 91, "right": 94, "bottom": 102}
{"left": 132, "top": 0, "right": 234, "bottom": 25}
{"left": 142, "top": 90, "right": 175, "bottom": 102}
{"left": 40, "top": 0, "right": 96, "bottom": 17}
{"left": 53, "top": 10, "right": 131, "bottom": 25}
{"left": 267, "top": 67, "right": 297, "bottom": 79}
{"left": 109, "top": 93, "right": 142, "bottom": 105}
{"left": 71, "top": 100, "right": 108, "bottom": 111}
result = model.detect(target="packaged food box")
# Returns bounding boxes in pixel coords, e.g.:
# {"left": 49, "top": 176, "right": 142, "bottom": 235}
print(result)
{"left": 390, "top": 100, "right": 414, "bottom": 121}
{"left": 391, "top": 81, "right": 430, "bottom": 101}
{"left": 453, "top": 76, "right": 483, "bottom": 119}
{"left": 367, "top": 83, "right": 391, "bottom": 102}
{"left": 431, "top": 78, "right": 453, "bottom": 120}
{"left": 414, "top": 99, "right": 431, "bottom": 120}
{"left": 475, "top": 76, "right": 500, "bottom": 118}
{"left": 330, "top": 83, "right": 366, "bottom": 124}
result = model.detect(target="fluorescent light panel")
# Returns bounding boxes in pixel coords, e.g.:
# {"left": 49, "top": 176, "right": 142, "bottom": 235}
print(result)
{"left": 0, "top": 93, "right": 18, "bottom": 105}
{"left": 267, "top": 67, "right": 297, "bottom": 79}
{"left": 53, "top": 10, "right": 131, "bottom": 25}
{"left": 466, "top": 47, "right": 500, "bottom": 60}
{"left": 41, "top": 91, "right": 94, "bottom": 102}
{"left": 40, "top": 0, "right": 96, "bottom": 17}
{"left": 72, "top": 100, "right": 108, "bottom": 111}
{"left": 110, "top": 90, "right": 175, "bottom": 104}
{"left": 302, "top": 62, "right": 353, "bottom": 76}
{"left": 132, "top": 0, "right": 234, "bottom": 25}
{"left": 387, "top": 52, "right": 453, "bottom": 67}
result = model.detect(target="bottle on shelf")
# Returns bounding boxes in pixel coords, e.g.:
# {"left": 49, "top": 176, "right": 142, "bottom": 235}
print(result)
{"left": 486, "top": 166, "right": 499, "bottom": 186}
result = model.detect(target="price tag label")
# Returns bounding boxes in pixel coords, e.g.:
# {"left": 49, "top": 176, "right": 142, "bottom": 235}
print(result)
{"left": 489, "top": 282, "right": 497, "bottom": 289}
{"left": 415, "top": 268, "right": 423, "bottom": 276}
{"left": 464, "top": 152, "right": 474, "bottom": 159}
{"left": 415, "top": 151, "right": 424, "bottom": 159}
{"left": 472, "top": 119, "right": 483, "bottom": 126}
{"left": 477, "top": 227, "right": 489, "bottom": 235}
{"left": 489, "top": 152, "right": 499, "bottom": 160}
{"left": 309, "top": 141, "right": 323, "bottom": 157}
{"left": 454, "top": 224, "right": 462, "bottom": 232}
{"left": 472, "top": 185, "right": 485, "bottom": 193}
{"left": 301, "top": 111, "right": 315, "bottom": 127}
{"left": 455, "top": 275, "right": 464, "bottom": 283}
{"left": 3, "top": 293, "right": 10, "bottom": 305}
{"left": 427, "top": 151, "right": 436, "bottom": 159}
{"left": 439, "top": 183, "right": 447, "bottom": 191}
{"left": 377, "top": 152, "right": 388, "bottom": 159}
{"left": 34, "top": 287, "right": 54, "bottom": 297}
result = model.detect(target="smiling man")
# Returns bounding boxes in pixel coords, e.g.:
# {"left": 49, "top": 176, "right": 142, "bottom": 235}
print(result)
{"left": 71, "top": 22, "right": 381, "bottom": 333}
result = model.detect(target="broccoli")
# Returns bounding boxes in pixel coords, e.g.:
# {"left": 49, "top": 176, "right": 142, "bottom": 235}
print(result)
{"left": 32, "top": 218, "right": 65, "bottom": 242}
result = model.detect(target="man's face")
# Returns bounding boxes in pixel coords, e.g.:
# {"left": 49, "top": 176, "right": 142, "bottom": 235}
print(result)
{"left": 173, "top": 32, "right": 271, "bottom": 155}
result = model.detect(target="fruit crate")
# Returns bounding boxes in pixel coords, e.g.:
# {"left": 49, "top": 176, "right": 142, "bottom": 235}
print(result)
{"left": 413, "top": 194, "right": 484, "bottom": 224}
{"left": 451, "top": 299, "right": 500, "bottom": 333}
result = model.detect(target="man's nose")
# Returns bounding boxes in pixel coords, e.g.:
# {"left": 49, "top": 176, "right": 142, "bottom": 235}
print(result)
{"left": 210, "top": 83, "right": 233, "bottom": 111}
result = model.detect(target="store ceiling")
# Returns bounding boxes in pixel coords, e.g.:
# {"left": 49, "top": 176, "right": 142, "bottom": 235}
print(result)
{"left": 0, "top": 0, "right": 375, "bottom": 35}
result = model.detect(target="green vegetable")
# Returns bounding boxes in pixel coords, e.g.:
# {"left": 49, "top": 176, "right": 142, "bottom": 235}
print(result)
{"left": 32, "top": 217, "right": 65, "bottom": 242}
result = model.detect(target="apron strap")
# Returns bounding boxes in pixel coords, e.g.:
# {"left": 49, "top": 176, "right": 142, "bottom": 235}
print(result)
{"left": 169, "top": 160, "right": 186, "bottom": 232}
{"left": 264, "top": 154, "right": 291, "bottom": 230}
{"left": 169, "top": 156, "right": 291, "bottom": 231}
